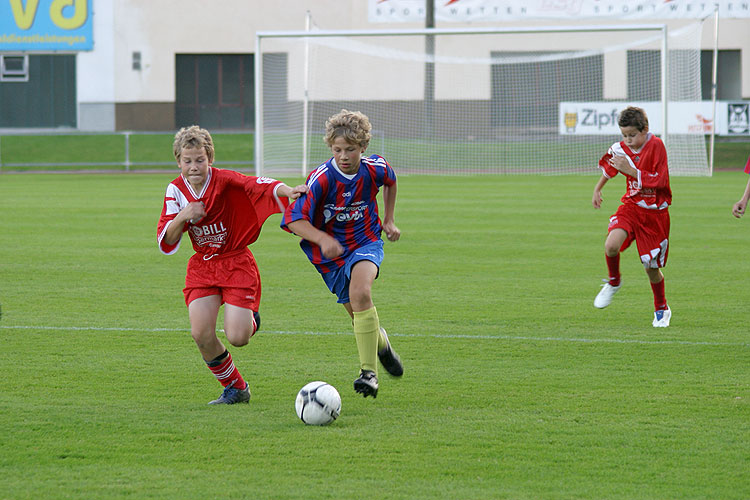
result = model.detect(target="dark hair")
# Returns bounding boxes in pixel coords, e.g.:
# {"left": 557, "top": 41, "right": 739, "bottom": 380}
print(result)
{"left": 618, "top": 107, "right": 649, "bottom": 131}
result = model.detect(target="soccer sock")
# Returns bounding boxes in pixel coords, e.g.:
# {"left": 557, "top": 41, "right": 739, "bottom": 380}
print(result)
{"left": 651, "top": 278, "right": 667, "bottom": 311}
{"left": 353, "top": 306, "right": 379, "bottom": 375}
{"left": 206, "top": 350, "right": 246, "bottom": 389}
{"left": 605, "top": 253, "right": 621, "bottom": 286}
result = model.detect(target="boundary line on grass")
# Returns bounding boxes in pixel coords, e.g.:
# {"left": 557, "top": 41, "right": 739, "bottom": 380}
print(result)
{"left": 2, "top": 324, "right": 747, "bottom": 347}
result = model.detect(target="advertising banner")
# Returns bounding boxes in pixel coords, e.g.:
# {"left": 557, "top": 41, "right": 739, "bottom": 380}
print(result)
{"left": 1, "top": 0, "right": 93, "bottom": 51}
{"left": 559, "top": 102, "right": 750, "bottom": 136}
{"left": 369, "top": 0, "right": 748, "bottom": 22}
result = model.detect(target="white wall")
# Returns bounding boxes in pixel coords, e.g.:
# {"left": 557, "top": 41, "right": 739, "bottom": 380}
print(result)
{"left": 75, "top": 0, "right": 750, "bottom": 131}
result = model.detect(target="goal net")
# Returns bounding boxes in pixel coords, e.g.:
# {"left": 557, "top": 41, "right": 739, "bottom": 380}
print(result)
{"left": 255, "top": 23, "right": 709, "bottom": 177}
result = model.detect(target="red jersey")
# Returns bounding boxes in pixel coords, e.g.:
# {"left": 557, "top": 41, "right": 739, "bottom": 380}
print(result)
{"left": 157, "top": 168, "right": 287, "bottom": 258}
{"left": 598, "top": 133, "right": 671, "bottom": 211}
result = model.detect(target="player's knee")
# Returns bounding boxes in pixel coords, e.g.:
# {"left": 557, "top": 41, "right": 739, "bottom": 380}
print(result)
{"left": 226, "top": 331, "right": 250, "bottom": 347}
{"left": 348, "top": 288, "right": 372, "bottom": 309}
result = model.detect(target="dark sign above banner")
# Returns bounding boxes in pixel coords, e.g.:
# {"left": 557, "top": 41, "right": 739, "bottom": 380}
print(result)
{"left": 1, "top": 0, "right": 93, "bottom": 52}
{"left": 369, "top": 0, "right": 748, "bottom": 22}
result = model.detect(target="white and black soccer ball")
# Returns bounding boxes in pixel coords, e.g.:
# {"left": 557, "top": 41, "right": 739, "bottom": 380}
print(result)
{"left": 295, "top": 381, "right": 341, "bottom": 425}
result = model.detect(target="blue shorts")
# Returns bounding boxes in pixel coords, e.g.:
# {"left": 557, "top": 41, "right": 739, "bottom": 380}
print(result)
{"left": 320, "top": 240, "right": 384, "bottom": 304}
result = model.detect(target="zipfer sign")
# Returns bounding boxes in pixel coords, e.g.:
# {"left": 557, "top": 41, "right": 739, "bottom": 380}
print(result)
{"left": 0, "top": 0, "right": 93, "bottom": 51}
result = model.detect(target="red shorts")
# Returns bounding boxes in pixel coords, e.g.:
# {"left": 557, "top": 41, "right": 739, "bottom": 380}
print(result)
{"left": 608, "top": 203, "right": 670, "bottom": 269}
{"left": 183, "top": 248, "right": 261, "bottom": 310}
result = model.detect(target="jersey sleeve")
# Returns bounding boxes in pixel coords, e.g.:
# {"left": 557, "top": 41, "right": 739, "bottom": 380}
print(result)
{"left": 637, "top": 139, "right": 669, "bottom": 191}
{"left": 157, "top": 183, "right": 186, "bottom": 255}
{"left": 744, "top": 154, "right": 750, "bottom": 174}
{"left": 598, "top": 143, "right": 621, "bottom": 179}
{"left": 280, "top": 172, "right": 322, "bottom": 233}
{"left": 222, "top": 169, "right": 288, "bottom": 223}
{"left": 374, "top": 155, "right": 397, "bottom": 187}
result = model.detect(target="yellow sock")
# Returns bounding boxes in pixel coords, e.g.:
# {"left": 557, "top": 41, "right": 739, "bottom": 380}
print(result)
{"left": 353, "top": 306, "right": 379, "bottom": 374}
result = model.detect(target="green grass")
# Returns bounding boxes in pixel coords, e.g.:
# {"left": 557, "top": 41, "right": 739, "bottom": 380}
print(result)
{"left": 1, "top": 172, "right": 749, "bottom": 499}
{"left": 1, "top": 133, "right": 747, "bottom": 173}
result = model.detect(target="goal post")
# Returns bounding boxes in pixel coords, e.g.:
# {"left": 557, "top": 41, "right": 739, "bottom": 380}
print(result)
{"left": 255, "top": 23, "right": 709, "bottom": 177}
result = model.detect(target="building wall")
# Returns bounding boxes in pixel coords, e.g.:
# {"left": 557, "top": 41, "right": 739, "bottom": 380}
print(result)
{"left": 5, "top": 0, "right": 748, "bottom": 130}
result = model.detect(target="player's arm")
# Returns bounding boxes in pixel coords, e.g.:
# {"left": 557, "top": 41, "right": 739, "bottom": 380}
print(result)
{"left": 609, "top": 155, "right": 638, "bottom": 178}
{"left": 286, "top": 219, "right": 344, "bottom": 259}
{"left": 381, "top": 183, "right": 400, "bottom": 241}
{"left": 592, "top": 175, "right": 609, "bottom": 209}
{"left": 163, "top": 202, "right": 206, "bottom": 245}
{"left": 276, "top": 183, "right": 308, "bottom": 200}
{"left": 732, "top": 176, "right": 750, "bottom": 218}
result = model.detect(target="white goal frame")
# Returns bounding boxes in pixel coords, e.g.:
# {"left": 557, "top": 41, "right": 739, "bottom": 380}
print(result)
{"left": 255, "top": 23, "right": 712, "bottom": 177}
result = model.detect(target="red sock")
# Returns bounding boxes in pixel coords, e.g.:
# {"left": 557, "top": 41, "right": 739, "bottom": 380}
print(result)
{"left": 206, "top": 350, "right": 246, "bottom": 389}
{"left": 651, "top": 278, "right": 667, "bottom": 311}
{"left": 605, "top": 254, "right": 621, "bottom": 286}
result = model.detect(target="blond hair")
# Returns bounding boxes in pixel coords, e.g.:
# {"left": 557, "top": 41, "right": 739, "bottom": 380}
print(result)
{"left": 324, "top": 109, "right": 371, "bottom": 149}
{"left": 173, "top": 125, "right": 215, "bottom": 163}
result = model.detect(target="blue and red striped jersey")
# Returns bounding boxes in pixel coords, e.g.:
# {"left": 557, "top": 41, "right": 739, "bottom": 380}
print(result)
{"left": 281, "top": 154, "right": 396, "bottom": 273}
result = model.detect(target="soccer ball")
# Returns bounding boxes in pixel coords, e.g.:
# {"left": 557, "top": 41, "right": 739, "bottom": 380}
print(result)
{"left": 295, "top": 381, "right": 341, "bottom": 425}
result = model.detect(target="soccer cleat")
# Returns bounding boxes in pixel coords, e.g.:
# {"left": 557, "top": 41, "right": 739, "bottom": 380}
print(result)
{"left": 594, "top": 280, "right": 621, "bottom": 308}
{"left": 353, "top": 370, "right": 378, "bottom": 398}
{"left": 377, "top": 327, "right": 404, "bottom": 377}
{"left": 652, "top": 307, "right": 671, "bottom": 327}
{"left": 208, "top": 380, "right": 251, "bottom": 405}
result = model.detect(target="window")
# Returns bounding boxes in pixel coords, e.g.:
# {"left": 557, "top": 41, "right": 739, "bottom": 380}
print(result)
{"left": 701, "top": 50, "right": 741, "bottom": 100}
{"left": 1, "top": 55, "right": 29, "bottom": 82}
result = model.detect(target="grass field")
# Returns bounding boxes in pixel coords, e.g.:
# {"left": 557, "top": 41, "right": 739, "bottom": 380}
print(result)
{"left": 1, "top": 170, "right": 749, "bottom": 499}
{"left": 1, "top": 132, "right": 747, "bottom": 173}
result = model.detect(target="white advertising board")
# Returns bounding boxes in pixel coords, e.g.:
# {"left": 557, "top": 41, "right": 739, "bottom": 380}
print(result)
{"left": 559, "top": 102, "right": 750, "bottom": 136}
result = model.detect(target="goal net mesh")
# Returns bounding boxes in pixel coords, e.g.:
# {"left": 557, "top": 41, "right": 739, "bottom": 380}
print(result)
{"left": 256, "top": 23, "right": 708, "bottom": 176}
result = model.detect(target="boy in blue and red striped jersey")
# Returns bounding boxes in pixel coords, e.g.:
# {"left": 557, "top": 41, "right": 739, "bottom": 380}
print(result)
{"left": 591, "top": 106, "right": 672, "bottom": 327}
{"left": 281, "top": 109, "right": 404, "bottom": 398}
{"left": 730, "top": 155, "right": 750, "bottom": 218}
{"left": 157, "top": 125, "right": 307, "bottom": 405}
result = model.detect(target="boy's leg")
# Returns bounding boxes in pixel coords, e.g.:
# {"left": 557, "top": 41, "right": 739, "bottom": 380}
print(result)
{"left": 349, "top": 261, "right": 380, "bottom": 397}
{"left": 188, "top": 295, "right": 249, "bottom": 403}
{"left": 595, "top": 228, "right": 628, "bottom": 308}
{"left": 647, "top": 267, "right": 670, "bottom": 327}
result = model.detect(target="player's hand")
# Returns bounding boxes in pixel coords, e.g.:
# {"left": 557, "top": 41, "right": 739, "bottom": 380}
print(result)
{"left": 592, "top": 190, "right": 603, "bottom": 209}
{"left": 183, "top": 201, "right": 207, "bottom": 224}
{"left": 289, "top": 184, "right": 308, "bottom": 200}
{"left": 732, "top": 200, "right": 746, "bottom": 218}
{"left": 383, "top": 221, "right": 401, "bottom": 242}
{"left": 320, "top": 235, "right": 344, "bottom": 259}
{"left": 609, "top": 155, "right": 628, "bottom": 172}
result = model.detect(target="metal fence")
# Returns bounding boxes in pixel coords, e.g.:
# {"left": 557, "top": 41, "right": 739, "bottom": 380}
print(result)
{"left": 0, "top": 130, "right": 254, "bottom": 173}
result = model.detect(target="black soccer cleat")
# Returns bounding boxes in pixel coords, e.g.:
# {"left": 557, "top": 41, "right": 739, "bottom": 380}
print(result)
{"left": 208, "top": 380, "right": 251, "bottom": 405}
{"left": 353, "top": 370, "right": 378, "bottom": 398}
{"left": 377, "top": 327, "right": 404, "bottom": 377}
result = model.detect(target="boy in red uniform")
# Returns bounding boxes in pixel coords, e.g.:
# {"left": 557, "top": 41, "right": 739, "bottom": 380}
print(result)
{"left": 157, "top": 125, "right": 307, "bottom": 404}
{"left": 591, "top": 107, "right": 672, "bottom": 327}
{"left": 730, "top": 155, "right": 750, "bottom": 218}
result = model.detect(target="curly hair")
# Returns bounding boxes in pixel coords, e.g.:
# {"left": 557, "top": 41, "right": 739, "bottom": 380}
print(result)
{"left": 324, "top": 109, "right": 372, "bottom": 149}
{"left": 173, "top": 125, "right": 215, "bottom": 163}
{"left": 618, "top": 107, "right": 649, "bottom": 132}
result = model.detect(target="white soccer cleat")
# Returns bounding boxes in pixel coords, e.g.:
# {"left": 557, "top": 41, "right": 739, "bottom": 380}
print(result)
{"left": 652, "top": 307, "right": 671, "bottom": 327}
{"left": 594, "top": 281, "right": 621, "bottom": 309}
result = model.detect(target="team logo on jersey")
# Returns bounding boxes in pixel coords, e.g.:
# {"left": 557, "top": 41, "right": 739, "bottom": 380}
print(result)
{"left": 323, "top": 202, "right": 367, "bottom": 223}
{"left": 256, "top": 176, "right": 276, "bottom": 184}
{"left": 191, "top": 221, "right": 228, "bottom": 248}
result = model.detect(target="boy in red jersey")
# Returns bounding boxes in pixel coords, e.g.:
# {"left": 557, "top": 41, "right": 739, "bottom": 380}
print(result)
{"left": 157, "top": 126, "right": 307, "bottom": 404}
{"left": 730, "top": 155, "right": 750, "bottom": 218}
{"left": 591, "top": 107, "right": 672, "bottom": 327}
{"left": 281, "top": 110, "right": 404, "bottom": 398}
